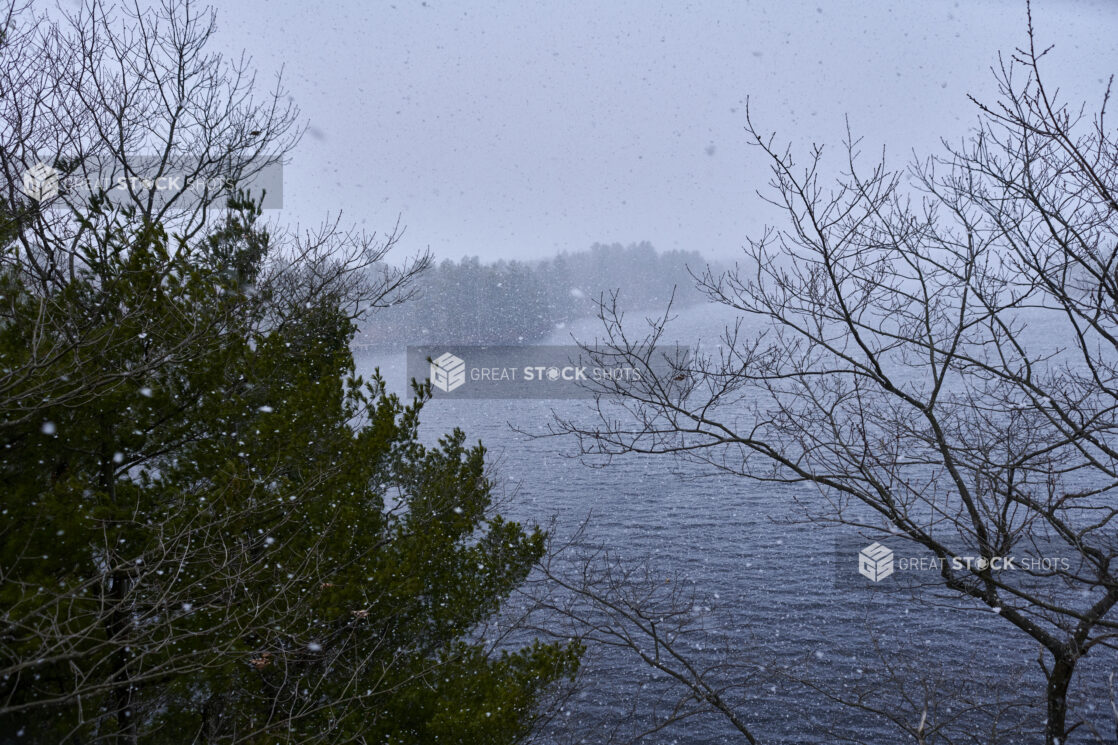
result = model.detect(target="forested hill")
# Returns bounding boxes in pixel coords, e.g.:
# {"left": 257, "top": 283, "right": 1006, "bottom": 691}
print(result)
{"left": 356, "top": 242, "right": 712, "bottom": 346}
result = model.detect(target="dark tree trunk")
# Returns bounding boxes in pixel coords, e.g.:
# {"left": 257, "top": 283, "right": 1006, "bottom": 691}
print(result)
{"left": 1045, "top": 655, "right": 1075, "bottom": 745}
{"left": 108, "top": 573, "right": 137, "bottom": 745}
{"left": 100, "top": 438, "right": 137, "bottom": 745}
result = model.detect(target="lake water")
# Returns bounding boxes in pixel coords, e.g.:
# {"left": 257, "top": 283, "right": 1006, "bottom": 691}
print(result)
{"left": 354, "top": 303, "right": 1116, "bottom": 745}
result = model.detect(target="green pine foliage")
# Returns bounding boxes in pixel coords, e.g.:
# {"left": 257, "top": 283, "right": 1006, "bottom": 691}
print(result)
{"left": 0, "top": 196, "right": 580, "bottom": 744}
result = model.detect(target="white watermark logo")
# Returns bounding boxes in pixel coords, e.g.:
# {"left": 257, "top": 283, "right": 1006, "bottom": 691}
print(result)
{"left": 430, "top": 352, "right": 466, "bottom": 393}
{"left": 858, "top": 542, "right": 894, "bottom": 582}
{"left": 22, "top": 161, "right": 59, "bottom": 202}
{"left": 837, "top": 536, "right": 1078, "bottom": 588}
{"left": 407, "top": 345, "right": 686, "bottom": 399}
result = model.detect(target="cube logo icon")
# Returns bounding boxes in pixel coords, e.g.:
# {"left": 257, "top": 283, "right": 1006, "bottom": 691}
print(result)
{"left": 858, "top": 542, "right": 894, "bottom": 582}
{"left": 430, "top": 352, "right": 466, "bottom": 393}
{"left": 22, "top": 161, "right": 59, "bottom": 202}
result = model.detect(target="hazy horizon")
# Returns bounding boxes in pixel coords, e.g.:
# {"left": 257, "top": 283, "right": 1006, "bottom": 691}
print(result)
{"left": 201, "top": 0, "right": 1118, "bottom": 264}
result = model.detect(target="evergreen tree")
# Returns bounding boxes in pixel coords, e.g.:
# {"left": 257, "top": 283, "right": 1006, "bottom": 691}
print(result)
{"left": 0, "top": 196, "right": 580, "bottom": 744}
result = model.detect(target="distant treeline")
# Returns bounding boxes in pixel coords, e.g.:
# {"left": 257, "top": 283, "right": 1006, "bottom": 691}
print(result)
{"left": 357, "top": 242, "right": 711, "bottom": 346}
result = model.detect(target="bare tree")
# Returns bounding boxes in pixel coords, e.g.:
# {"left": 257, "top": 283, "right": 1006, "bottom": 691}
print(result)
{"left": 0, "top": 0, "right": 299, "bottom": 263}
{"left": 0, "top": 0, "right": 428, "bottom": 427}
{"left": 551, "top": 12, "right": 1118, "bottom": 745}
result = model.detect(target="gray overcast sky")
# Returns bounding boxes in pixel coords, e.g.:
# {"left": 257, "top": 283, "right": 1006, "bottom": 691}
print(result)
{"left": 210, "top": 0, "right": 1118, "bottom": 262}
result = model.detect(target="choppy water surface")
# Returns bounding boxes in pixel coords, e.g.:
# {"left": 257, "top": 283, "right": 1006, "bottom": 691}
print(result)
{"left": 355, "top": 304, "right": 1116, "bottom": 745}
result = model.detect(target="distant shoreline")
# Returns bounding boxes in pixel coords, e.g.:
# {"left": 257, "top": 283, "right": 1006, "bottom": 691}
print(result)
{"left": 352, "top": 300, "right": 718, "bottom": 353}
